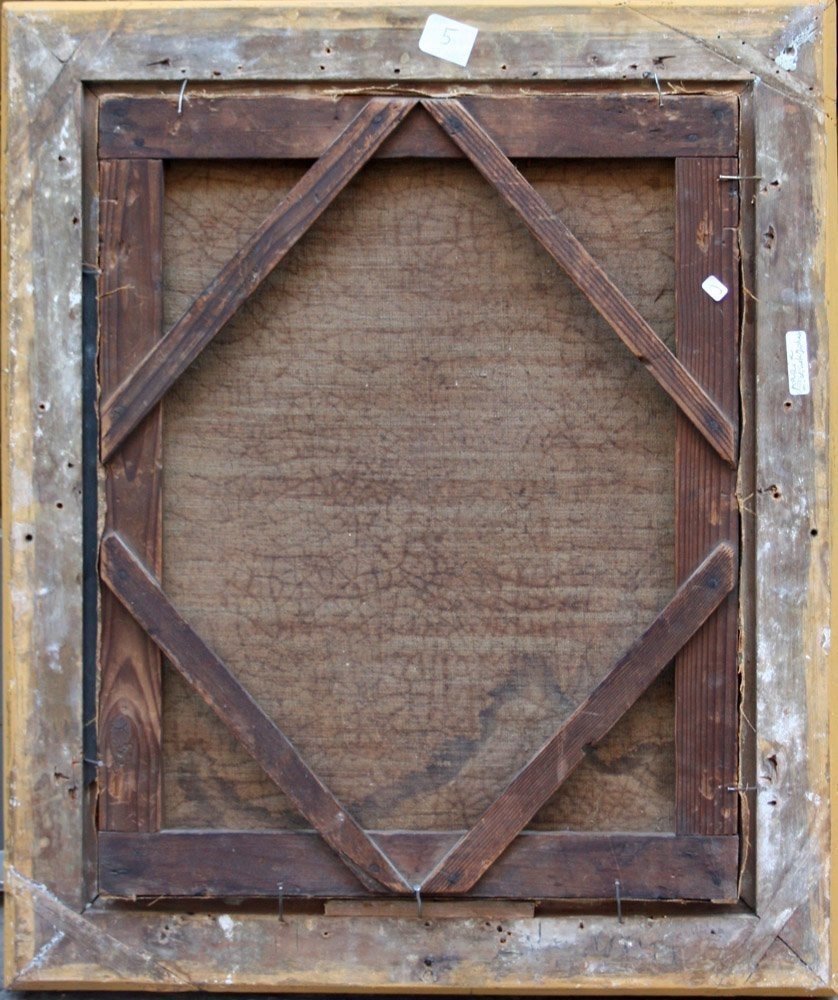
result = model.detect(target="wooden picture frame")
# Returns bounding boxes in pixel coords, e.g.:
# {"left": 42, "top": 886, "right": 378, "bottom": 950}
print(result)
{"left": 95, "top": 91, "right": 739, "bottom": 904}
{"left": 2, "top": 1, "right": 835, "bottom": 991}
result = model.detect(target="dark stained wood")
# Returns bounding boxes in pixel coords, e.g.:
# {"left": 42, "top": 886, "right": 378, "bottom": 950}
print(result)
{"left": 674, "top": 158, "right": 740, "bottom": 837}
{"left": 421, "top": 98, "right": 736, "bottom": 467}
{"left": 98, "top": 93, "right": 739, "bottom": 160}
{"left": 421, "top": 543, "right": 735, "bottom": 895}
{"left": 96, "top": 100, "right": 740, "bottom": 902}
{"left": 99, "top": 96, "right": 417, "bottom": 463}
{"left": 98, "top": 159, "right": 164, "bottom": 832}
{"left": 99, "top": 830, "right": 739, "bottom": 902}
{"left": 99, "top": 532, "right": 410, "bottom": 895}
{"left": 323, "top": 900, "right": 535, "bottom": 918}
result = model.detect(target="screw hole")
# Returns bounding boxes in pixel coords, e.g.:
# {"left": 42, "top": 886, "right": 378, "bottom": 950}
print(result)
{"left": 810, "top": 528, "right": 818, "bottom": 537}
{"left": 56, "top": 502, "right": 63, "bottom": 510}
{"left": 783, "top": 400, "right": 792, "bottom": 409}
{"left": 24, "top": 534, "right": 33, "bottom": 542}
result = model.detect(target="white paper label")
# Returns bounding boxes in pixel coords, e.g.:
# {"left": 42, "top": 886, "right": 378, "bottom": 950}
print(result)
{"left": 701, "top": 275, "right": 729, "bottom": 302}
{"left": 786, "top": 330, "right": 811, "bottom": 395}
{"left": 419, "top": 14, "right": 478, "bottom": 67}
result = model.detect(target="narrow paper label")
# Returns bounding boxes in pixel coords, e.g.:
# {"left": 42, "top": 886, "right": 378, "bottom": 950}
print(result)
{"left": 419, "top": 14, "right": 479, "bottom": 67}
{"left": 701, "top": 275, "right": 729, "bottom": 302}
{"left": 785, "top": 330, "right": 810, "bottom": 395}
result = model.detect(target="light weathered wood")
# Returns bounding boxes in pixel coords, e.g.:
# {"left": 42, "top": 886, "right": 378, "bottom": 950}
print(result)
{"left": 746, "top": 77, "right": 831, "bottom": 974}
{"left": 674, "top": 157, "right": 740, "bottom": 837}
{"left": 99, "top": 96, "right": 417, "bottom": 462}
{"left": 11, "top": 904, "right": 781, "bottom": 993}
{"left": 4, "top": 868, "right": 190, "bottom": 990}
{"left": 422, "top": 97, "right": 737, "bottom": 466}
{"left": 100, "top": 532, "right": 410, "bottom": 895}
{"left": 2, "top": 0, "right": 833, "bottom": 991}
{"left": 97, "top": 158, "right": 164, "bottom": 833}
{"left": 2, "top": 3, "right": 89, "bottom": 925}
{"left": 1, "top": 4, "right": 766, "bottom": 87}
{"left": 98, "top": 93, "right": 739, "bottom": 160}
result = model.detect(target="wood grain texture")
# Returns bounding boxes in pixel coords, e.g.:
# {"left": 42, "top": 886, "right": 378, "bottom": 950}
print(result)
{"left": 4, "top": 0, "right": 833, "bottom": 990}
{"left": 98, "top": 830, "right": 739, "bottom": 902}
{"left": 97, "top": 159, "right": 164, "bottom": 832}
{"left": 39, "top": 903, "right": 769, "bottom": 994}
{"left": 674, "top": 158, "right": 740, "bottom": 837}
{"left": 99, "top": 96, "right": 417, "bottom": 462}
{"left": 98, "top": 93, "right": 739, "bottom": 160}
{"left": 746, "top": 78, "right": 831, "bottom": 972}
{"left": 5, "top": 4, "right": 764, "bottom": 89}
{"left": 421, "top": 543, "right": 735, "bottom": 894}
{"left": 159, "top": 158, "right": 678, "bottom": 835}
{"left": 100, "top": 532, "right": 409, "bottom": 895}
{"left": 422, "top": 97, "right": 736, "bottom": 467}
{"left": 323, "top": 900, "right": 535, "bottom": 918}
{"left": 2, "top": 4, "right": 91, "bottom": 919}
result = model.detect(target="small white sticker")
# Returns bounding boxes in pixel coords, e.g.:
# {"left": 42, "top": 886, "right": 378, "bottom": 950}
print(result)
{"left": 701, "top": 275, "right": 729, "bottom": 302}
{"left": 786, "top": 330, "right": 811, "bottom": 395}
{"left": 419, "top": 14, "right": 479, "bottom": 67}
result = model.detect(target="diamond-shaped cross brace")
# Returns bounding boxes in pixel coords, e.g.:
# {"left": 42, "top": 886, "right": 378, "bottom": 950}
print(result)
{"left": 100, "top": 98, "right": 736, "bottom": 466}
{"left": 99, "top": 97, "right": 737, "bottom": 894}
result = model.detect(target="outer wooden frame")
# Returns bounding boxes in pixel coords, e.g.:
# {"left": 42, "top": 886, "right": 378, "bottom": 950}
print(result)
{"left": 1, "top": 1, "right": 834, "bottom": 992}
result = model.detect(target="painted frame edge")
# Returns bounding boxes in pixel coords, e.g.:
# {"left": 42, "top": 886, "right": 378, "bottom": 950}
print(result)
{"left": 1, "top": 1, "right": 833, "bottom": 992}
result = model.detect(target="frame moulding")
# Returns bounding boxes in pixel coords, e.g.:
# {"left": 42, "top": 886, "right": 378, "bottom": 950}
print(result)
{"left": 1, "top": 1, "right": 835, "bottom": 992}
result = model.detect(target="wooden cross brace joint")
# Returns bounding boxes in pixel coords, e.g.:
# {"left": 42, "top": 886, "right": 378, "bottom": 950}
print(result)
{"left": 101, "top": 531, "right": 734, "bottom": 896}
{"left": 99, "top": 96, "right": 736, "bottom": 468}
